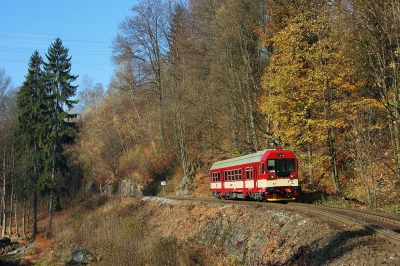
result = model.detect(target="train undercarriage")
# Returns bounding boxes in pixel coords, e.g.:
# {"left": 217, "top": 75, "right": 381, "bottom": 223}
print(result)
{"left": 212, "top": 186, "right": 301, "bottom": 202}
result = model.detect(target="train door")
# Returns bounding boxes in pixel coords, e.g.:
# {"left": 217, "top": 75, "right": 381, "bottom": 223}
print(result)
{"left": 245, "top": 166, "right": 255, "bottom": 190}
{"left": 256, "top": 161, "right": 267, "bottom": 188}
{"left": 222, "top": 170, "right": 226, "bottom": 194}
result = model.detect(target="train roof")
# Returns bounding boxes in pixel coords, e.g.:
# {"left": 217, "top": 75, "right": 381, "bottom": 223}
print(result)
{"left": 210, "top": 150, "right": 268, "bottom": 171}
{"left": 210, "top": 149, "right": 296, "bottom": 171}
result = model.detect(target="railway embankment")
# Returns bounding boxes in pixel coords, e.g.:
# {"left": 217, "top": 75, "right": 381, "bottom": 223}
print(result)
{"left": 139, "top": 197, "right": 399, "bottom": 265}
{"left": 2, "top": 196, "right": 399, "bottom": 265}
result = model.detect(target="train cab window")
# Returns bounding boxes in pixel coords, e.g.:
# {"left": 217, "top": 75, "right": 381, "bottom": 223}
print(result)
{"left": 261, "top": 163, "right": 265, "bottom": 174}
{"left": 275, "top": 159, "right": 296, "bottom": 176}
{"left": 287, "top": 159, "right": 295, "bottom": 172}
{"left": 277, "top": 160, "right": 285, "bottom": 172}
{"left": 267, "top": 160, "right": 275, "bottom": 172}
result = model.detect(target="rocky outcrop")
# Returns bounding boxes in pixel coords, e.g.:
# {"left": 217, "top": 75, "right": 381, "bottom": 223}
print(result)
{"left": 140, "top": 197, "right": 400, "bottom": 265}
{"left": 65, "top": 249, "right": 96, "bottom": 265}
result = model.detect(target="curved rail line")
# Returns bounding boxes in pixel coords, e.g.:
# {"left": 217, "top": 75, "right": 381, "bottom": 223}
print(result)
{"left": 171, "top": 197, "right": 400, "bottom": 246}
{"left": 287, "top": 202, "right": 400, "bottom": 246}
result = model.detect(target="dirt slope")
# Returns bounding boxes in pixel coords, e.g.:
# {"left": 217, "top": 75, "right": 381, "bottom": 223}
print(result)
{"left": 139, "top": 197, "right": 399, "bottom": 265}
{"left": 3, "top": 194, "right": 398, "bottom": 265}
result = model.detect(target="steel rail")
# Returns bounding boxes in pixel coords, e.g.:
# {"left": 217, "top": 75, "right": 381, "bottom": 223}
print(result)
{"left": 288, "top": 203, "right": 400, "bottom": 246}
{"left": 171, "top": 197, "right": 400, "bottom": 245}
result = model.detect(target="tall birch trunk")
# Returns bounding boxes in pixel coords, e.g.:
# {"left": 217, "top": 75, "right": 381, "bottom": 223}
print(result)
{"left": 22, "top": 200, "right": 26, "bottom": 239}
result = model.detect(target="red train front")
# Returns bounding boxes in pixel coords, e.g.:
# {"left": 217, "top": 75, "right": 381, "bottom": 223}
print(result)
{"left": 210, "top": 148, "right": 301, "bottom": 201}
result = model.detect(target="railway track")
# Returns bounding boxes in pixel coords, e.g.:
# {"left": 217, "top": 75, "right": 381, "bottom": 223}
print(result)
{"left": 287, "top": 202, "right": 400, "bottom": 246}
{"left": 172, "top": 197, "right": 400, "bottom": 246}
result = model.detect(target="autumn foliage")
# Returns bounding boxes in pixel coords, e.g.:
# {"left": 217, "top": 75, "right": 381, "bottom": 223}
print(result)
{"left": 61, "top": 0, "right": 400, "bottom": 211}
{"left": 2, "top": 2, "right": 400, "bottom": 237}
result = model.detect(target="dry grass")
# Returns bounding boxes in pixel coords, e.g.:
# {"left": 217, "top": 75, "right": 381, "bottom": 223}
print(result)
{"left": 32, "top": 196, "right": 203, "bottom": 266}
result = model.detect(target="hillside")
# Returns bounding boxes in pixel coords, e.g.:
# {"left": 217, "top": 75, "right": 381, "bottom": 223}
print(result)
{"left": 1, "top": 193, "right": 398, "bottom": 266}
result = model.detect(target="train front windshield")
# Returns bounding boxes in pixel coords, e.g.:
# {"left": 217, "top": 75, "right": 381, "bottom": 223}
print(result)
{"left": 267, "top": 159, "right": 296, "bottom": 176}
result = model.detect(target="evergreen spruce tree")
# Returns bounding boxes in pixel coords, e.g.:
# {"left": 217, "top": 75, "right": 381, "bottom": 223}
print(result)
{"left": 16, "top": 50, "right": 47, "bottom": 240}
{"left": 42, "top": 38, "right": 78, "bottom": 237}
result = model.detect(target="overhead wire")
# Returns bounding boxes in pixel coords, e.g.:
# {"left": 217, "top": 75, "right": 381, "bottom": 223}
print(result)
{"left": 0, "top": 10, "right": 127, "bottom": 85}
{"left": 0, "top": 12, "right": 119, "bottom": 66}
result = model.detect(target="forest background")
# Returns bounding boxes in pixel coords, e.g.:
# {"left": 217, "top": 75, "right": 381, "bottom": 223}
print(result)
{"left": 0, "top": 0, "right": 400, "bottom": 239}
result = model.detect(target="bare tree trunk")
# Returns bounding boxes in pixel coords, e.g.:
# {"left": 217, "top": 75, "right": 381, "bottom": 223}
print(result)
{"left": 46, "top": 189, "right": 54, "bottom": 238}
{"left": 8, "top": 183, "right": 13, "bottom": 236}
{"left": 265, "top": 116, "right": 271, "bottom": 148}
{"left": 324, "top": 77, "right": 340, "bottom": 194}
{"left": 172, "top": 81, "right": 188, "bottom": 179}
{"left": 2, "top": 149, "right": 6, "bottom": 237}
{"left": 308, "top": 144, "right": 314, "bottom": 188}
{"left": 8, "top": 148, "right": 14, "bottom": 236}
{"left": 22, "top": 200, "right": 26, "bottom": 239}
{"left": 46, "top": 121, "right": 57, "bottom": 238}
{"left": 14, "top": 195, "right": 18, "bottom": 238}
{"left": 32, "top": 159, "right": 38, "bottom": 240}
{"left": 11, "top": 145, "right": 17, "bottom": 237}
{"left": 328, "top": 128, "right": 340, "bottom": 193}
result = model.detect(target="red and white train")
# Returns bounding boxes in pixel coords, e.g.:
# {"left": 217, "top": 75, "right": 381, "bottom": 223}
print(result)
{"left": 210, "top": 148, "right": 301, "bottom": 201}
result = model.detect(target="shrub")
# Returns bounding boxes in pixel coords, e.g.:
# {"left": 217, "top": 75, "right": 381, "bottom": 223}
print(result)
{"left": 390, "top": 204, "right": 400, "bottom": 214}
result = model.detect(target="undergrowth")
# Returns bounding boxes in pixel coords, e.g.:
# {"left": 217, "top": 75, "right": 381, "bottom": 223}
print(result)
{"left": 390, "top": 204, "right": 400, "bottom": 214}
{"left": 314, "top": 195, "right": 351, "bottom": 208}
{"left": 38, "top": 197, "right": 212, "bottom": 266}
